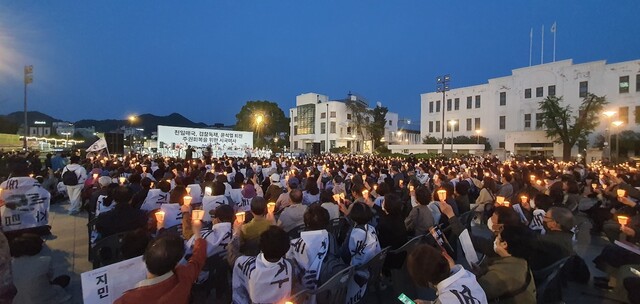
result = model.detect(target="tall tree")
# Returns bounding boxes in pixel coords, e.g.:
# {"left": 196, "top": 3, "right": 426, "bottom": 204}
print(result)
{"left": 345, "top": 99, "right": 370, "bottom": 152}
{"left": 368, "top": 105, "right": 388, "bottom": 149}
{"left": 234, "top": 100, "right": 289, "bottom": 148}
{"left": 538, "top": 93, "right": 607, "bottom": 161}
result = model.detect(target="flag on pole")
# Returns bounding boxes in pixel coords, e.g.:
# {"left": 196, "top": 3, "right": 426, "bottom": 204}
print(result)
{"left": 529, "top": 27, "right": 533, "bottom": 66}
{"left": 86, "top": 138, "right": 108, "bottom": 152}
{"left": 551, "top": 21, "right": 557, "bottom": 62}
{"left": 550, "top": 21, "right": 557, "bottom": 33}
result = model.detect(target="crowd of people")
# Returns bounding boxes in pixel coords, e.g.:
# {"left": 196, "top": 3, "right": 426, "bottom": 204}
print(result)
{"left": 1, "top": 149, "right": 640, "bottom": 303}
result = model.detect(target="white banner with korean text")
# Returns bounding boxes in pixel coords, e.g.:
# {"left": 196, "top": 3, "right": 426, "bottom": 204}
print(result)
{"left": 0, "top": 177, "right": 51, "bottom": 232}
{"left": 157, "top": 125, "right": 253, "bottom": 158}
{"left": 81, "top": 255, "right": 146, "bottom": 304}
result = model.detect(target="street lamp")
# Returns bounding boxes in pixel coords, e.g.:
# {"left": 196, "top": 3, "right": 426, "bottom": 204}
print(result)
{"left": 436, "top": 74, "right": 451, "bottom": 154}
{"left": 449, "top": 120, "right": 457, "bottom": 154}
{"left": 612, "top": 120, "right": 624, "bottom": 163}
{"left": 23, "top": 65, "right": 33, "bottom": 150}
{"left": 602, "top": 111, "right": 617, "bottom": 160}
{"left": 128, "top": 115, "right": 138, "bottom": 151}
{"left": 254, "top": 114, "right": 265, "bottom": 147}
{"left": 475, "top": 129, "right": 481, "bottom": 145}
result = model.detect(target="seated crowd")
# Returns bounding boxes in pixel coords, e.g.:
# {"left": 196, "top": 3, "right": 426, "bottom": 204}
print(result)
{"left": 1, "top": 151, "right": 640, "bottom": 303}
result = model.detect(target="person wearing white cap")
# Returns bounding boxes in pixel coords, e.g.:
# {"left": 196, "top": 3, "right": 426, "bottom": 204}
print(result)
{"left": 264, "top": 173, "right": 283, "bottom": 202}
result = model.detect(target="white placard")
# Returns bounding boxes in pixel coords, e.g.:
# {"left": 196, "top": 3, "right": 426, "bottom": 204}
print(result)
{"left": 512, "top": 204, "right": 528, "bottom": 224}
{"left": 157, "top": 125, "right": 253, "bottom": 158}
{"left": 140, "top": 189, "right": 170, "bottom": 211}
{"left": 0, "top": 177, "right": 51, "bottom": 232}
{"left": 160, "top": 203, "right": 183, "bottom": 228}
{"left": 459, "top": 229, "right": 479, "bottom": 265}
{"left": 81, "top": 256, "right": 146, "bottom": 304}
{"left": 202, "top": 195, "right": 229, "bottom": 222}
{"left": 186, "top": 184, "right": 202, "bottom": 204}
{"left": 615, "top": 240, "right": 640, "bottom": 256}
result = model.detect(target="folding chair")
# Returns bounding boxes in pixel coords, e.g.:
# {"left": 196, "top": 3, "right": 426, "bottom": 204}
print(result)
{"left": 91, "top": 231, "right": 128, "bottom": 269}
{"left": 533, "top": 256, "right": 571, "bottom": 303}
{"left": 355, "top": 247, "right": 390, "bottom": 304}
{"left": 313, "top": 266, "right": 355, "bottom": 304}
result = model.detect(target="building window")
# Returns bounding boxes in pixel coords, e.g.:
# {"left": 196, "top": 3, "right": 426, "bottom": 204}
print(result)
{"left": 347, "top": 114, "right": 352, "bottom": 120}
{"left": 320, "top": 140, "right": 326, "bottom": 152}
{"left": 388, "top": 120, "right": 392, "bottom": 126}
{"left": 320, "top": 122, "right": 326, "bottom": 134}
{"left": 525, "top": 88, "right": 531, "bottom": 99}
{"left": 446, "top": 121, "right": 451, "bottom": 132}
{"left": 454, "top": 98, "right": 460, "bottom": 110}
{"left": 429, "top": 121, "right": 433, "bottom": 133}
{"left": 637, "top": 74, "right": 640, "bottom": 92}
{"left": 635, "top": 106, "right": 640, "bottom": 124}
{"left": 294, "top": 141, "right": 299, "bottom": 150}
{"left": 620, "top": 76, "right": 630, "bottom": 94}
{"left": 347, "top": 127, "right": 352, "bottom": 134}
{"left": 330, "top": 111, "right": 336, "bottom": 118}
{"left": 466, "top": 96, "right": 472, "bottom": 109}
{"left": 454, "top": 120, "right": 459, "bottom": 132}
{"left": 474, "top": 118, "right": 480, "bottom": 130}
{"left": 524, "top": 114, "right": 531, "bottom": 129}
{"left": 536, "top": 113, "right": 544, "bottom": 129}
{"left": 499, "top": 92, "right": 506, "bottom": 106}
{"left": 447, "top": 99, "right": 452, "bottom": 111}
{"left": 293, "top": 116, "right": 297, "bottom": 122}
{"left": 548, "top": 85, "right": 556, "bottom": 96}
{"left": 436, "top": 100, "right": 441, "bottom": 112}
{"left": 294, "top": 126, "right": 298, "bottom": 135}
{"left": 330, "top": 122, "right": 336, "bottom": 134}
{"left": 579, "top": 81, "right": 588, "bottom": 98}
{"left": 330, "top": 140, "right": 336, "bottom": 148}
{"left": 475, "top": 95, "right": 481, "bottom": 108}
{"left": 296, "top": 104, "right": 316, "bottom": 135}
{"left": 466, "top": 118, "right": 472, "bottom": 131}
{"left": 320, "top": 112, "right": 326, "bottom": 119}
{"left": 620, "top": 106, "right": 629, "bottom": 124}
{"left": 499, "top": 116, "right": 506, "bottom": 130}
{"left": 429, "top": 101, "right": 433, "bottom": 113}
{"left": 435, "top": 121, "right": 440, "bottom": 133}
{"left": 536, "top": 87, "right": 543, "bottom": 97}
{"left": 499, "top": 142, "right": 505, "bottom": 149}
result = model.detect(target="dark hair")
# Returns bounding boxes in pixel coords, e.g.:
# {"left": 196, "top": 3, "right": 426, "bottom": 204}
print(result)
{"left": 499, "top": 224, "right": 535, "bottom": 259}
{"left": 415, "top": 187, "right": 432, "bottom": 206}
{"left": 376, "top": 182, "right": 391, "bottom": 197}
{"left": 143, "top": 234, "right": 185, "bottom": 276}
{"left": 565, "top": 180, "right": 579, "bottom": 195}
{"left": 122, "top": 228, "right": 151, "bottom": 259}
{"left": 304, "top": 204, "right": 330, "bottom": 231}
{"left": 251, "top": 196, "right": 268, "bottom": 215}
{"left": 259, "top": 226, "right": 291, "bottom": 261}
{"left": 289, "top": 189, "right": 303, "bottom": 204}
{"left": 213, "top": 204, "right": 235, "bottom": 223}
{"left": 10, "top": 233, "right": 43, "bottom": 257}
{"left": 305, "top": 176, "right": 320, "bottom": 195}
{"left": 158, "top": 180, "right": 171, "bottom": 193}
{"left": 70, "top": 155, "right": 80, "bottom": 163}
{"left": 349, "top": 202, "right": 373, "bottom": 225}
{"left": 333, "top": 175, "right": 344, "bottom": 184}
{"left": 213, "top": 181, "right": 226, "bottom": 196}
{"left": 492, "top": 206, "right": 522, "bottom": 226}
{"left": 320, "top": 189, "right": 334, "bottom": 204}
{"left": 455, "top": 180, "right": 470, "bottom": 196}
{"left": 128, "top": 173, "right": 142, "bottom": 184}
{"left": 407, "top": 244, "right": 450, "bottom": 286}
{"left": 141, "top": 177, "right": 152, "bottom": 189}
{"left": 482, "top": 177, "right": 497, "bottom": 193}
{"left": 383, "top": 193, "right": 403, "bottom": 217}
{"left": 534, "top": 194, "right": 554, "bottom": 211}
{"left": 113, "top": 186, "right": 133, "bottom": 205}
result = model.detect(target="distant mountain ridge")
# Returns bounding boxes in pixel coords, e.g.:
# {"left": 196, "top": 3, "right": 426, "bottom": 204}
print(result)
{"left": 1, "top": 111, "right": 212, "bottom": 136}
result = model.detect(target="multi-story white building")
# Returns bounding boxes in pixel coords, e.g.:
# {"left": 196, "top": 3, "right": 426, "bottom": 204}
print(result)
{"left": 289, "top": 93, "right": 399, "bottom": 153}
{"left": 421, "top": 58, "right": 640, "bottom": 158}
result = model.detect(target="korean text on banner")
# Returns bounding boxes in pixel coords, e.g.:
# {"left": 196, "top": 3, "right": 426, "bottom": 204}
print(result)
{"left": 81, "top": 256, "right": 146, "bottom": 304}
{"left": 0, "top": 177, "right": 50, "bottom": 232}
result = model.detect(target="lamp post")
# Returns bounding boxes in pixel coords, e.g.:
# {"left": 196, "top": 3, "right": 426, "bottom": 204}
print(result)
{"left": 436, "top": 74, "right": 451, "bottom": 154}
{"left": 128, "top": 115, "right": 137, "bottom": 152}
{"left": 603, "top": 111, "right": 617, "bottom": 161}
{"left": 255, "top": 114, "right": 264, "bottom": 148}
{"left": 23, "top": 65, "right": 33, "bottom": 150}
{"left": 612, "top": 120, "right": 623, "bottom": 163}
{"left": 449, "top": 120, "right": 457, "bottom": 154}
{"left": 475, "top": 129, "right": 481, "bottom": 145}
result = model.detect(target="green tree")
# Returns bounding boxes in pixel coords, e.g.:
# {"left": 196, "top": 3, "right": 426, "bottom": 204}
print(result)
{"left": 538, "top": 93, "right": 607, "bottom": 161}
{"left": 367, "top": 105, "right": 388, "bottom": 149}
{"left": 234, "top": 101, "right": 289, "bottom": 148}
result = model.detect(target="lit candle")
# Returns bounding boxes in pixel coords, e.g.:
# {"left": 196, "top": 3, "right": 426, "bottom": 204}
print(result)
{"left": 520, "top": 195, "right": 528, "bottom": 204}
{"left": 617, "top": 189, "right": 626, "bottom": 197}
{"left": 119, "top": 177, "right": 126, "bottom": 185}
{"left": 409, "top": 185, "right": 415, "bottom": 192}
{"left": 437, "top": 190, "right": 447, "bottom": 201}
{"left": 192, "top": 210, "right": 204, "bottom": 221}
{"left": 332, "top": 194, "right": 341, "bottom": 202}
{"left": 236, "top": 212, "right": 246, "bottom": 223}
{"left": 183, "top": 195, "right": 192, "bottom": 206}
{"left": 618, "top": 215, "right": 629, "bottom": 226}
{"left": 155, "top": 211, "right": 165, "bottom": 222}
{"left": 530, "top": 175, "right": 536, "bottom": 181}
{"left": 591, "top": 183, "right": 598, "bottom": 190}
{"left": 503, "top": 201, "right": 510, "bottom": 207}
{"left": 362, "top": 189, "right": 369, "bottom": 197}
{"left": 267, "top": 202, "right": 275, "bottom": 213}
{"left": 496, "top": 196, "right": 505, "bottom": 205}
{"left": 536, "top": 180, "right": 542, "bottom": 186}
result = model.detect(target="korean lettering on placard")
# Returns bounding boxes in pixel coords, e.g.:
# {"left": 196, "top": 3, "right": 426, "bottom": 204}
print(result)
{"left": 96, "top": 273, "right": 109, "bottom": 299}
{"left": 4, "top": 214, "right": 21, "bottom": 227}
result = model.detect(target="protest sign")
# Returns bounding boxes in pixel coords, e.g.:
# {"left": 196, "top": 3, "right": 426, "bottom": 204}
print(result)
{"left": 0, "top": 177, "right": 50, "bottom": 232}
{"left": 81, "top": 256, "right": 146, "bottom": 304}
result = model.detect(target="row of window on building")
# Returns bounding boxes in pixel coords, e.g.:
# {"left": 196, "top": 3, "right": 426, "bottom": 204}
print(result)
{"left": 428, "top": 95, "right": 482, "bottom": 113}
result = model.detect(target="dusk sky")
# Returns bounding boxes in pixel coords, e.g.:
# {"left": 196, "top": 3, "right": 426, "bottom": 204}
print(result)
{"left": 1, "top": 1, "right": 639, "bottom": 125}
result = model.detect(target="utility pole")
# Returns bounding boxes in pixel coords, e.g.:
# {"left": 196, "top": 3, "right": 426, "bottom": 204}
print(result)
{"left": 23, "top": 65, "right": 33, "bottom": 150}
{"left": 436, "top": 75, "right": 450, "bottom": 155}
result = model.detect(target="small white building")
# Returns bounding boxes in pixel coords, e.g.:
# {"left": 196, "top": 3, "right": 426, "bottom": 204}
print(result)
{"left": 289, "top": 93, "right": 399, "bottom": 153}
{"left": 52, "top": 122, "right": 75, "bottom": 137}
{"left": 420, "top": 58, "right": 640, "bottom": 159}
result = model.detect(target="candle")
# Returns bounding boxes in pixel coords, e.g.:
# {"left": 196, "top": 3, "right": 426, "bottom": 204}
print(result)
{"left": 618, "top": 215, "right": 629, "bottom": 226}
{"left": 496, "top": 196, "right": 505, "bottom": 205}
{"left": 93, "top": 173, "right": 99, "bottom": 180}
{"left": 192, "top": 210, "right": 204, "bottom": 221}
{"left": 267, "top": 202, "right": 275, "bottom": 213}
{"left": 186, "top": 187, "right": 191, "bottom": 194}
{"left": 362, "top": 190, "right": 369, "bottom": 197}
{"left": 150, "top": 182, "right": 154, "bottom": 188}
{"left": 155, "top": 211, "right": 165, "bottom": 222}
{"left": 617, "top": 189, "right": 626, "bottom": 197}
{"left": 119, "top": 177, "right": 126, "bottom": 185}
{"left": 205, "top": 186, "right": 212, "bottom": 196}
{"left": 183, "top": 196, "right": 192, "bottom": 206}
{"left": 437, "top": 190, "right": 447, "bottom": 201}
{"left": 236, "top": 212, "right": 246, "bottom": 223}
{"left": 339, "top": 193, "right": 345, "bottom": 200}
{"left": 536, "top": 180, "right": 542, "bottom": 186}
{"left": 409, "top": 185, "right": 415, "bottom": 192}
{"left": 374, "top": 184, "right": 378, "bottom": 191}
{"left": 332, "top": 194, "right": 341, "bottom": 202}
{"left": 503, "top": 201, "right": 510, "bottom": 207}
{"left": 530, "top": 175, "right": 536, "bottom": 181}
{"left": 520, "top": 196, "right": 528, "bottom": 204}
{"left": 591, "top": 183, "right": 598, "bottom": 190}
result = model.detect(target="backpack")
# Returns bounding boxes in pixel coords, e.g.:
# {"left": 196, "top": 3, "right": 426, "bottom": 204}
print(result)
{"left": 62, "top": 166, "right": 79, "bottom": 186}
{"left": 317, "top": 233, "right": 347, "bottom": 291}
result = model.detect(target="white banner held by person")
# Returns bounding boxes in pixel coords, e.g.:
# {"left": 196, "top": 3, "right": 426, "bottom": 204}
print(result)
{"left": 87, "top": 138, "right": 108, "bottom": 152}
{"left": 140, "top": 189, "right": 170, "bottom": 211}
{"left": 81, "top": 255, "right": 146, "bottom": 304}
{"left": 0, "top": 177, "right": 51, "bottom": 232}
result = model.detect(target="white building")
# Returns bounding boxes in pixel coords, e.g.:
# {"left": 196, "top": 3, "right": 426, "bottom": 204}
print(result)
{"left": 421, "top": 58, "right": 640, "bottom": 158}
{"left": 289, "top": 93, "right": 399, "bottom": 153}
{"left": 52, "top": 122, "right": 75, "bottom": 137}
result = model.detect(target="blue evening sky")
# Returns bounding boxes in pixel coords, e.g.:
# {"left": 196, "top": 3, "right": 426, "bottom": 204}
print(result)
{"left": 0, "top": 1, "right": 638, "bottom": 125}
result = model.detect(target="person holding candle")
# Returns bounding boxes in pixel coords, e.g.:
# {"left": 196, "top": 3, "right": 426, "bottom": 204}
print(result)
{"left": 405, "top": 187, "right": 436, "bottom": 236}
{"left": 115, "top": 218, "right": 207, "bottom": 304}
{"left": 227, "top": 197, "right": 272, "bottom": 262}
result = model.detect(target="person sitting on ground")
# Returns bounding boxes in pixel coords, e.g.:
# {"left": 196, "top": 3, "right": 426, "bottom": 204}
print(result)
{"left": 232, "top": 226, "right": 293, "bottom": 304}
{"left": 115, "top": 220, "right": 207, "bottom": 304}
{"left": 407, "top": 244, "right": 488, "bottom": 304}
{"left": 277, "top": 189, "right": 307, "bottom": 232}
{"left": 10, "top": 233, "right": 71, "bottom": 304}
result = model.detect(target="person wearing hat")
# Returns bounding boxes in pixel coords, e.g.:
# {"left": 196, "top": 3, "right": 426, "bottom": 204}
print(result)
{"left": 237, "top": 183, "right": 257, "bottom": 213}
{"left": 264, "top": 173, "right": 283, "bottom": 202}
{"left": 274, "top": 177, "right": 299, "bottom": 214}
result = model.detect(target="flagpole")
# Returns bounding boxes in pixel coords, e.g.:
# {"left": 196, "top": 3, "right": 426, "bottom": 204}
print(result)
{"left": 541, "top": 25, "right": 544, "bottom": 64}
{"left": 552, "top": 23, "right": 557, "bottom": 62}
{"left": 529, "top": 28, "right": 533, "bottom": 66}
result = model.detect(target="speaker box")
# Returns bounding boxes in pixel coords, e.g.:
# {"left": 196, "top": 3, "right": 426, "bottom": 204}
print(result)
{"left": 312, "top": 142, "right": 321, "bottom": 155}
{"left": 104, "top": 132, "right": 124, "bottom": 155}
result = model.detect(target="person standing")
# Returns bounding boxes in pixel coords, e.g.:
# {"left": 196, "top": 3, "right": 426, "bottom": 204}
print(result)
{"left": 61, "top": 155, "right": 87, "bottom": 215}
